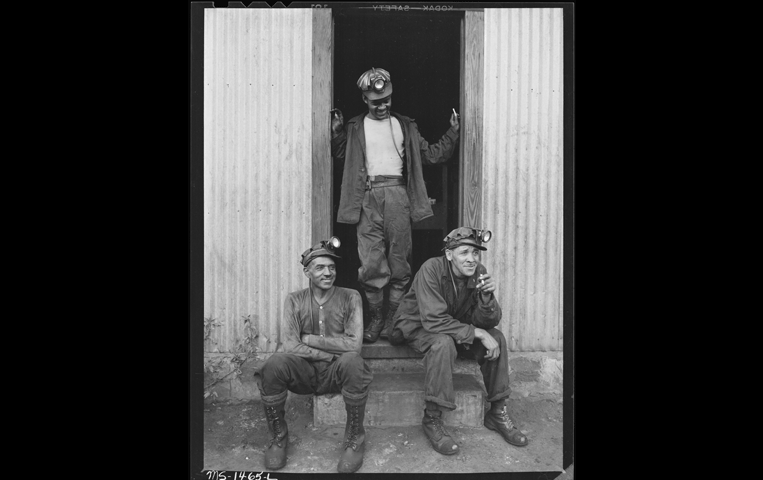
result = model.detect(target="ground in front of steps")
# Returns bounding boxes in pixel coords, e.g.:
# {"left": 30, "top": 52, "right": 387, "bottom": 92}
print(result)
{"left": 199, "top": 392, "right": 567, "bottom": 475}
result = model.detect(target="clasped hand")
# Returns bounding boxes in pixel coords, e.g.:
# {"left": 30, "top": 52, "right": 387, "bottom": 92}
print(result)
{"left": 474, "top": 327, "right": 500, "bottom": 362}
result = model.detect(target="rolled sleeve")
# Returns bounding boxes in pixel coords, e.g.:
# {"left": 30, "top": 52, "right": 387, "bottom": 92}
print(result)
{"left": 331, "top": 130, "right": 347, "bottom": 161}
{"left": 418, "top": 123, "right": 459, "bottom": 166}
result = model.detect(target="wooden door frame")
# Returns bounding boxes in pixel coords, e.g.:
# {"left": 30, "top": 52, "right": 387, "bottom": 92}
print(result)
{"left": 460, "top": 10, "right": 484, "bottom": 229}
{"left": 311, "top": 8, "right": 484, "bottom": 242}
{"left": 311, "top": 9, "right": 334, "bottom": 244}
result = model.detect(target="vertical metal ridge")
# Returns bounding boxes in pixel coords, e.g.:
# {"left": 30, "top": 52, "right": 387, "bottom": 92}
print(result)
{"left": 483, "top": 8, "right": 563, "bottom": 352}
{"left": 205, "top": 9, "right": 313, "bottom": 354}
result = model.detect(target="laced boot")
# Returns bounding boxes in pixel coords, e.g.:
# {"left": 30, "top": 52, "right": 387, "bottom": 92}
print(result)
{"left": 380, "top": 302, "right": 399, "bottom": 339}
{"left": 483, "top": 402, "right": 528, "bottom": 447}
{"left": 362, "top": 303, "right": 384, "bottom": 343}
{"left": 422, "top": 406, "right": 459, "bottom": 455}
{"left": 337, "top": 400, "right": 367, "bottom": 473}
{"left": 263, "top": 401, "right": 289, "bottom": 470}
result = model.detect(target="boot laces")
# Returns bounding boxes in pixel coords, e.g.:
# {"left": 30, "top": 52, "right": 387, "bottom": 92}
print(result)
{"left": 427, "top": 412, "right": 450, "bottom": 440}
{"left": 369, "top": 307, "right": 384, "bottom": 326}
{"left": 343, "top": 407, "right": 361, "bottom": 449}
{"left": 266, "top": 406, "right": 284, "bottom": 446}
{"left": 496, "top": 406, "right": 515, "bottom": 429}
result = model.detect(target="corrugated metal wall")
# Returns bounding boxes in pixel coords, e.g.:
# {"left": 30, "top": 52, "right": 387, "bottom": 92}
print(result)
{"left": 202, "top": 7, "right": 565, "bottom": 355}
{"left": 204, "top": 9, "right": 314, "bottom": 354}
{"left": 482, "top": 8, "right": 564, "bottom": 352}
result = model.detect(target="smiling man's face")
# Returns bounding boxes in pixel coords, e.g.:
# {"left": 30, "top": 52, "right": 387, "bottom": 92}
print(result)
{"left": 445, "top": 245, "right": 481, "bottom": 279}
{"left": 304, "top": 256, "right": 337, "bottom": 291}
{"left": 363, "top": 94, "right": 392, "bottom": 120}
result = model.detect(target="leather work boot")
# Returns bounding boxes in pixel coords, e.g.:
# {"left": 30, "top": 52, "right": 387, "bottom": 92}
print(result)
{"left": 337, "top": 400, "right": 367, "bottom": 473}
{"left": 484, "top": 404, "right": 529, "bottom": 447}
{"left": 422, "top": 409, "right": 459, "bottom": 455}
{"left": 380, "top": 302, "right": 399, "bottom": 339}
{"left": 362, "top": 303, "right": 384, "bottom": 343}
{"left": 388, "top": 326, "right": 406, "bottom": 346}
{"left": 263, "top": 401, "right": 289, "bottom": 470}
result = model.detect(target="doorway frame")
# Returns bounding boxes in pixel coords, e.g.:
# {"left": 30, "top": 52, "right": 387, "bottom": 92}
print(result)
{"left": 310, "top": 8, "right": 484, "bottom": 243}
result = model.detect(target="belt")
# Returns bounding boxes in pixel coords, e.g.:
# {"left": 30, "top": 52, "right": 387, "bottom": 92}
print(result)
{"left": 366, "top": 175, "right": 405, "bottom": 190}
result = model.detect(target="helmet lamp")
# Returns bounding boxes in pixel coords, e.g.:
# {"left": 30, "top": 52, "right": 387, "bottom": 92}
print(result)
{"left": 326, "top": 236, "right": 341, "bottom": 250}
{"left": 373, "top": 78, "right": 386, "bottom": 92}
{"left": 300, "top": 236, "right": 342, "bottom": 267}
{"left": 443, "top": 227, "right": 492, "bottom": 251}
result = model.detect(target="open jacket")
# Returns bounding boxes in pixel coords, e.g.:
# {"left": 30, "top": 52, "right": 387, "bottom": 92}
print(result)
{"left": 392, "top": 256, "right": 502, "bottom": 345}
{"left": 331, "top": 112, "right": 459, "bottom": 224}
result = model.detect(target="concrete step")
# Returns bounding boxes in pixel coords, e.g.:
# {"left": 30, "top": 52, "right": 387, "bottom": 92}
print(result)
{"left": 361, "top": 338, "right": 423, "bottom": 359}
{"left": 362, "top": 338, "right": 426, "bottom": 376}
{"left": 205, "top": 352, "right": 561, "bottom": 405}
{"left": 362, "top": 339, "right": 485, "bottom": 378}
{"left": 313, "top": 372, "right": 485, "bottom": 427}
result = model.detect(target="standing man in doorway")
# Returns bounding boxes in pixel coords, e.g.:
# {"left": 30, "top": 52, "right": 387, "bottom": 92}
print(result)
{"left": 331, "top": 67, "right": 460, "bottom": 343}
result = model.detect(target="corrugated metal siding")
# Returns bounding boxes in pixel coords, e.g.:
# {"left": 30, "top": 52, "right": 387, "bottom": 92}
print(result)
{"left": 204, "top": 9, "right": 313, "bottom": 354}
{"left": 482, "top": 8, "right": 564, "bottom": 351}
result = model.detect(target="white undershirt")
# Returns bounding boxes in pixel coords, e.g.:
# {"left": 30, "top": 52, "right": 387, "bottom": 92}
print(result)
{"left": 364, "top": 116, "right": 405, "bottom": 177}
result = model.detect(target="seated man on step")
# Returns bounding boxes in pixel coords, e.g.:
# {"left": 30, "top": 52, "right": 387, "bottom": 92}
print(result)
{"left": 257, "top": 237, "right": 373, "bottom": 473}
{"left": 388, "top": 227, "right": 529, "bottom": 454}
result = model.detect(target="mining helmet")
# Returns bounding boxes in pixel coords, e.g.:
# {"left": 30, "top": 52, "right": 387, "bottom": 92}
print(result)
{"left": 443, "top": 227, "right": 492, "bottom": 251}
{"left": 357, "top": 67, "right": 393, "bottom": 100}
{"left": 301, "top": 236, "right": 342, "bottom": 267}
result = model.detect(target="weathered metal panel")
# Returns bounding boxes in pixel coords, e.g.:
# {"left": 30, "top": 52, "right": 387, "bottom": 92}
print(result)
{"left": 204, "top": 9, "right": 314, "bottom": 354}
{"left": 482, "top": 8, "right": 564, "bottom": 351}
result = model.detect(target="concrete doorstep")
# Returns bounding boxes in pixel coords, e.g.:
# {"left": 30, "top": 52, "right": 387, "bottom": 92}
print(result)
{"left": 203, "top": 347, "right": 563, "bottom": 405}
{"left": 314, "top": 372, "right": 485, "bottom": 427}
{"left": 201, "top": 344, "right": 565, "bottom": 474}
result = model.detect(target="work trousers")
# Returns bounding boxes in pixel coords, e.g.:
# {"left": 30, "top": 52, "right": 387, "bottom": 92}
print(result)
{"left": 259, "top": 351, "right": 373, "bottom": 406}
{"left": 357, "top": 184, "right": 412, "bottom": 306}
{"left": 407, "top": 327, "right": 511, "bottom": 410}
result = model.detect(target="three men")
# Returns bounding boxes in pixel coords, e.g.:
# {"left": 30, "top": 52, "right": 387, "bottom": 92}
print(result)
{"left": 331, "top": 67, "right": 460, "bottom": 343}
{"left": 257, "top": 237, "right": 373, "bottom": 473}
{"left": 389, "top": 227, "right": 529, "bottom": 454}
{"left": 255, "top": 67, "right": 528, "bottom": 471}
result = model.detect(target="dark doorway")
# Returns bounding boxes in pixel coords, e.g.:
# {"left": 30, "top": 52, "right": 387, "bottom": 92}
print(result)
{"left": 331, "top": 10, "right": 462, "bottom": 299}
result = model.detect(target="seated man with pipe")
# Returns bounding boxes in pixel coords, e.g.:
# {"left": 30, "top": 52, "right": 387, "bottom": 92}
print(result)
{"left": 388, "top": 227, "right": 529, "bottom": 455}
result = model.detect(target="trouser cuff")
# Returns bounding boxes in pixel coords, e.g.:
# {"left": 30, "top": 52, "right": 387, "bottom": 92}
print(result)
{"left": 365, "top": 291, "right": 383, "bottom": 306}
{"left": 424, "top": 395, "right": 457, "bottom": 411}
{"left": 342, "top": 389, "right": 369, "bottom": 406}
{"left": 486, "top": 390, "right": 511, "bottom": 404}
{"left": 388, "top": 289, "right": 405, "bottom": 306}
{"left": 261, "top": 389, "right": 288, "bottom": 406}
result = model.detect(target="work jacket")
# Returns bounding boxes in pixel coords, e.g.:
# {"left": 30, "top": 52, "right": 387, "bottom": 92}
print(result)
{"left": 331, "top": 112, "right": 459, "bottom": 224}
{"left": 392, "top": 256, "right": 502, "bottom": 345}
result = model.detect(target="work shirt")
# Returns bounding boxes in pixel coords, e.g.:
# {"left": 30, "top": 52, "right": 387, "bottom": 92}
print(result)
{"left": 393, "top": 256, "right": 502, "bottom": 345}
{"left": 331, "top": 112, "right": 459, "bottom": 224}
{"left": 282, "top": 286, "right": 364, "bottom": 362}
{"left": 363, "top": 115, "right": 405, "bottom": 177}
